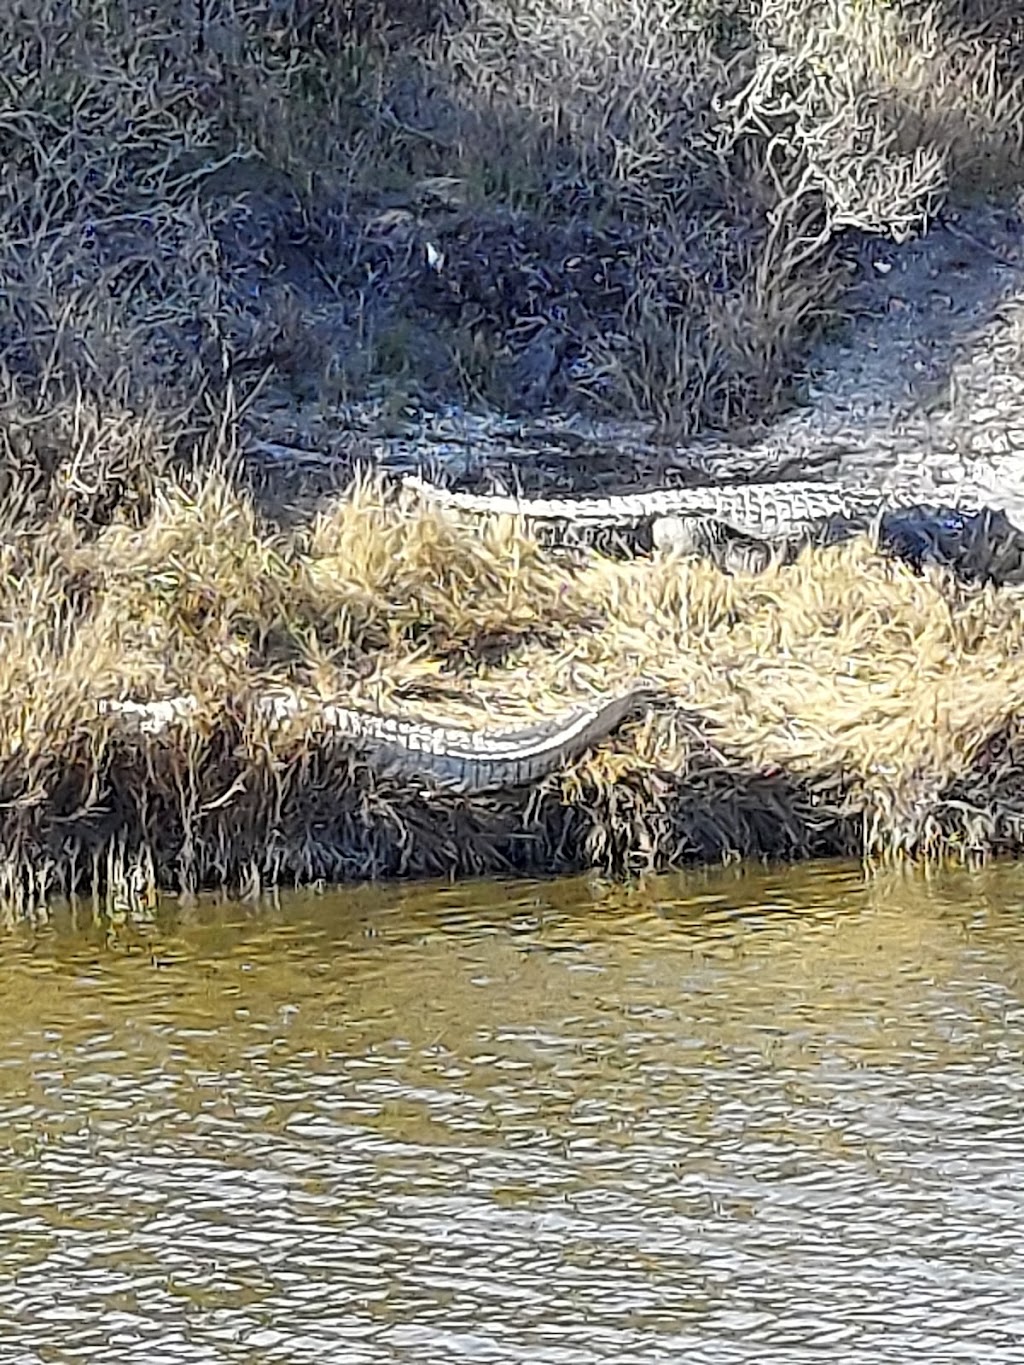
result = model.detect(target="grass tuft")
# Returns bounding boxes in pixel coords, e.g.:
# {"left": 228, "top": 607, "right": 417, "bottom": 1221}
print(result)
{"left": 6, "top": 471, "right": 1024, "bottom": 906}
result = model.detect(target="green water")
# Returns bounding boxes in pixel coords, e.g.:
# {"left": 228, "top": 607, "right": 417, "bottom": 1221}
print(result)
{"left": 1, "top": 861, "right": 1024, "bottom": 1363}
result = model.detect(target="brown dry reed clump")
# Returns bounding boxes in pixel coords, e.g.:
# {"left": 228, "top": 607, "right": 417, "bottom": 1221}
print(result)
{"left": 5, "top": 469, "right": 1024, "bottom": 915}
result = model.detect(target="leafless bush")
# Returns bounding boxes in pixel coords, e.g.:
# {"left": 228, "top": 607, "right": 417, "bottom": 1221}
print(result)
{"left": 0, "top": 0, "right": 1021, "bottom": 460}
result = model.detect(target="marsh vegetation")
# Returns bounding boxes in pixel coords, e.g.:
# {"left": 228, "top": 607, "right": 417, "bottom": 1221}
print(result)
{"left": 2, "top": 0, "right": 1023, "bottom": 907}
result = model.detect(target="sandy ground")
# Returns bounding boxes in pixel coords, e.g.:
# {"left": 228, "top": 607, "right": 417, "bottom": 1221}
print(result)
{"left": 772, "top": 200, "right": 1024, "bottom": 511}
{"left": 246, "top": 198, "right": 1024, "bottom": 521}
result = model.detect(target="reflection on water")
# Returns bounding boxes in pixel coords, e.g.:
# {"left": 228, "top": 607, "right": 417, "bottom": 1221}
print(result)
{"left": 1, "top": 861, "right": 1024, "bottom": 1362}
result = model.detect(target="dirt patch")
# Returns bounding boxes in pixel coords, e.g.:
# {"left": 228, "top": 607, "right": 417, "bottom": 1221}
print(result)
{"left": 278, "top": 196, "right": 1024, "bottom": 507}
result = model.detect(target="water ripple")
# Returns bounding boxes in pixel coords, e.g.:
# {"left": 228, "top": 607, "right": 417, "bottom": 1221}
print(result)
{"left": 1, "top": 863, "right": 1024, "bottom": 1361}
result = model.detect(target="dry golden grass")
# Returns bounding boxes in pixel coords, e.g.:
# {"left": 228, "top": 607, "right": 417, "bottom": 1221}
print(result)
{"left": 5, "top": 466, "right": 1024, "bottom": 912}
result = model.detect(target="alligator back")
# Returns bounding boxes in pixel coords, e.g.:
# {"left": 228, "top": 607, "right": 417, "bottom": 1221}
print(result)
{"left": 105, "top": 686, "right": 655, "bottom": 794}
{"left": 403, "top": 473, "right": 891, "bottom": 539}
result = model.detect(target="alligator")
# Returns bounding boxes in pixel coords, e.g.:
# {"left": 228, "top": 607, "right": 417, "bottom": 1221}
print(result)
{"left": 401, "top": 472, "right": 1024, "bottom": 582}
{"left": 401, "top": 471, "right": 894, "bottom": 557}
{"left": 99, "top": 684, "right": 656, "bottom": 794}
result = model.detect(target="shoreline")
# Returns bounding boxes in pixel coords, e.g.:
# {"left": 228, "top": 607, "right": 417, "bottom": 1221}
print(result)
{"left": 5, "top": 478, "right": 1024, "bottom": 914}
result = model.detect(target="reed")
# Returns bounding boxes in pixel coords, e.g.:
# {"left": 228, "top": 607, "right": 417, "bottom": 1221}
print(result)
{"left": 5, "top": 468, "right": 1024, "bottom": 911}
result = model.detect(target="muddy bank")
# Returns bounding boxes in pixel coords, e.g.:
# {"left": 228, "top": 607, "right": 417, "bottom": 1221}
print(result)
{"left": 5, "top": 478, "right": 1024, "bottom": 914}
{"left": 284, "top": 199, "right": 1024, "bottom": 508}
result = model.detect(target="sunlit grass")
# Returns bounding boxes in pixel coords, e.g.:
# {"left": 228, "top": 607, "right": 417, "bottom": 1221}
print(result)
{"left": 5, "top": 459, "right": 1024, "bottom": 908}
